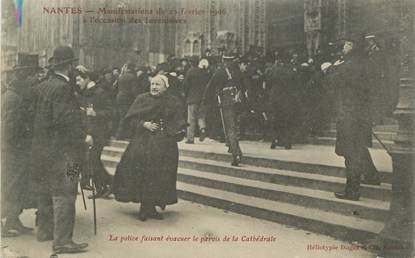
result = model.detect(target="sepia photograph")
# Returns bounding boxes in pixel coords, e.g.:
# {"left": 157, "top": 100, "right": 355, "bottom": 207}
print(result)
{"left": 1, "top": 0, "right": 414, "bottom": 257}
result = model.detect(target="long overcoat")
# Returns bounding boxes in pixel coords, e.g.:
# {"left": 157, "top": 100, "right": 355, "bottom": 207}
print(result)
{"left": 79, "top": 83, "right": 112, "bottom": 144}
{"left": 116, "top": 71, "right": 139, "bottom": 118}
{"left": 334, "top": 55, "right": 372, "bottom": 157}
{"left": 31, "top": 74, "right": 85, "bottom": 196}
{"left": 183, "top": 66, "right": 210, "bottom": 105}
{"left": 113, "top": 92, "right": 186, "bottom": 206}
{"left": 1, "top": 77, "right": 38, "bottom": 213}
{"left": 268, "top": 63, "right": 296, "bottom": 125}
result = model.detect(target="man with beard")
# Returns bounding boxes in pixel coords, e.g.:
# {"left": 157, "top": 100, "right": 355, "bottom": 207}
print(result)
{"left": 31, "top": 46, "right": 90, "bottom": 253}
{"left": 1, "top": 53, "right": 40, "bottom": 237}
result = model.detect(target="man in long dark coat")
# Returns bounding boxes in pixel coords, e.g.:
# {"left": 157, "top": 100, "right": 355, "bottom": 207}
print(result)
{"left": 1, "top": 53, "right": 40, "bottom": 237}
{"left": 365, "top": 35, "right": 389, "bottom": 123}
{"left": 268, "top": 56, "right": 296, "bottom": 149}
{"left": 334, "top": 40, "right": 380, "bottom": 201}
{"left": 31, "top": 46, "right": 89, "bottom": 254}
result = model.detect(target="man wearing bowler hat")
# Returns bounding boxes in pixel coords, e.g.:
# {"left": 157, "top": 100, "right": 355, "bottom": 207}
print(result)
{"left": 31, "top": 46, "right": 91, "bottom": 254}
{"left": 203, "top": 52, "right": 243, "bottom": 166}
{"left": 1, "top": 53, "right": 41, "bottom": 237}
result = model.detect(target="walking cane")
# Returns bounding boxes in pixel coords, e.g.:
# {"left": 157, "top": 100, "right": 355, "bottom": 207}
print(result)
{"left": 372, "top": 131, "right": 390, "bottom": 152}
{"left": 217, "top": 95, "right": 228, "bottom": 141}
{"left": 87, "top": 146, "right": 97, "bottom": 235}
{"left": 80, "top": 183, "right": 87, "bottom": 210}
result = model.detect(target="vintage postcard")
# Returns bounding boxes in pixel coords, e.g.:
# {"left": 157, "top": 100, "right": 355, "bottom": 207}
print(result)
{"left": 1, "top": 0, "right": 413, "bottom": 257}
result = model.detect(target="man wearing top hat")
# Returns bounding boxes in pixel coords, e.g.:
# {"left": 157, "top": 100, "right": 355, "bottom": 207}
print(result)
{"left": 31, "top": 46, "right": 90, "bottom": 253}
{"left": 203, "top": 52, "right": 243, "bottom": 166}
{"left": 1, "top": 53, "right": 41, "bottom": 237}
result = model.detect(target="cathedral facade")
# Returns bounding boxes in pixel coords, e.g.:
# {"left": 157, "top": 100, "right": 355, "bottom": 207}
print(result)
{"left": 1, "top": 0, "right": 402, "bottom": 70}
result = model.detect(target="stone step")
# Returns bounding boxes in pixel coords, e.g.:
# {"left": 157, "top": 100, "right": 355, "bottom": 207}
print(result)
{"left": 177, "top": 169, "right": 389, "bottom": 221}
{"left": 102, "top": 153, "right": 392, "bottom": 202}
{"left": 176, "top": 182, "right": 383, "bottom": 244}
{"left": 103, "top": 144, "right": 393, "bottom": 184}
{"left": 101, "top": 141, "right": 389, "bottom": 245}
{"left": 105, "top": 166, "right": 388, "bottom": 222}
{"left": 329, "top": 122, "right": 398, "bottom": 132}
{"left": 322, "top": 130, "right": 396, "bottom": 141}
{"left": 310, "top": 136, "right": 393, "bottom": 151}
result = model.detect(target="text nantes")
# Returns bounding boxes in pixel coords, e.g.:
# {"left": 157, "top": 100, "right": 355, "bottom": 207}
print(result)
{"left": 43, "top": 7, "right": 82, "bottom": 14}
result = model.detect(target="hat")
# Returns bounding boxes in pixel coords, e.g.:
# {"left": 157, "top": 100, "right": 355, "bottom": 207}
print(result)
{"left": 156, "top": 62, "right": 170, "bottom": 73}
{"left": 238, "top": 56, "right": 249, "bottom": 64}
{"left": 189, "top": 55, "right": 199, "bottom": 65}
{"left": 13, "top": 53, "right": 41, "bottom": 70}
{"left": 51, "top": 46, "right": 78, "bottom": 67}
{"left": 222, "top": 55, "right": 235, "bottom": 61}
{"left": 126, "top": 62, "right": 136, "bottom": 71}
{"left": 222, "top": 50, "right": 236, "bottom": 60}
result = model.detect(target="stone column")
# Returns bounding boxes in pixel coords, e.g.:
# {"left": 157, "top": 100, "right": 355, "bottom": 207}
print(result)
{"left": 378, "top": 0, "right": 414, "bottom": 257}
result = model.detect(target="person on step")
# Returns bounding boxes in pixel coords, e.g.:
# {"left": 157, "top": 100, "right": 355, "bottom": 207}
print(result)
{"left": 116, "top": 62, "right": 139, "bottom": 131}
{"left": 203, "top": 52, "right": 243, "bottom": 166}
{"left": 113, "top": 75, "right": 186, "bottom": 221}
{"left": 268, "top": 50, "right": 295, "bottom": 150}
{"left": 333, "top": 39, "right": 380, "bottom": 202}
{"left": 184, "top": 57, "right": 210, "bottom": 144}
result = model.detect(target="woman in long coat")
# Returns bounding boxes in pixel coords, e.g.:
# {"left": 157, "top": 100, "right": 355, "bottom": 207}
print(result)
{"left": 113, "top": 75, "right": 186, "bottom": 221}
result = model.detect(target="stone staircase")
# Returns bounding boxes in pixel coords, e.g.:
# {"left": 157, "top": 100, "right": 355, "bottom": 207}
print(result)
{"left": 241, "top": 122, "right": 397, "bottom": 150}
{"left": 310, "top": 123, "right": 398, "bottom": 150}
{"left": 101, "top": 140, "right": 392, "bottom": 246}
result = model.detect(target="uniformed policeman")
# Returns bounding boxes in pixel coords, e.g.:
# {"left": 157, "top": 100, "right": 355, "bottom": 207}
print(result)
{"left": 204, "top": 53, "right": 243, "bottom": 166}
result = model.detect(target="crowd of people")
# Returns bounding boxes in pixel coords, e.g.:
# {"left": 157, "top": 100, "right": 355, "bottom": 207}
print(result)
{"left": 1, "top": 33, "right": 394, "bottom": 254}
